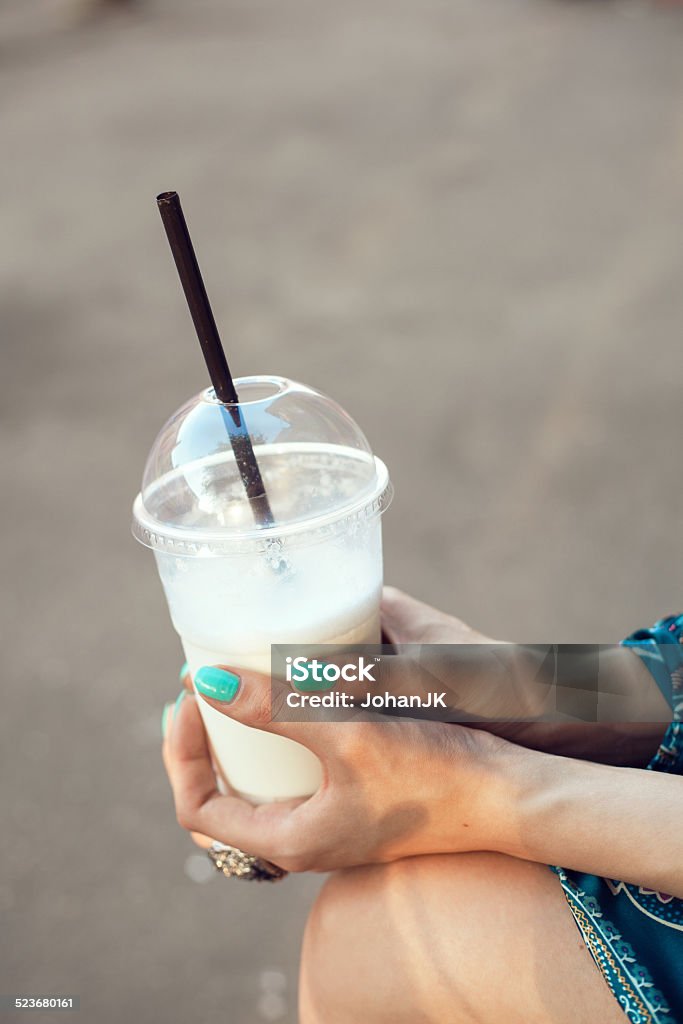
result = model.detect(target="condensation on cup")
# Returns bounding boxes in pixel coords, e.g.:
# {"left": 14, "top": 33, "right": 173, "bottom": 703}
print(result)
{"left": 132, "top": 375, "right": 392, "bottom": 803}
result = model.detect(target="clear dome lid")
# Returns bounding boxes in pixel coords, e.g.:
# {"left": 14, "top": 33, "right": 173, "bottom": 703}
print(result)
{"left": 132, "top": 376, "right": 392, "bottom": 556}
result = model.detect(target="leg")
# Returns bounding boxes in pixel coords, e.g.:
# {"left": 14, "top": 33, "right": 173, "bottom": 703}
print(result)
{"left": 300, "top": 852, "right": 626, "bottom": 1024}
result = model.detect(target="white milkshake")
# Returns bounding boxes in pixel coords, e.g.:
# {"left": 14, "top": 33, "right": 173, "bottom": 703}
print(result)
{"left": 133, "top": 376, "right": 392, "bottom": 803}
{"left": 181, "top": 605, "right": 380, "bottom": 803}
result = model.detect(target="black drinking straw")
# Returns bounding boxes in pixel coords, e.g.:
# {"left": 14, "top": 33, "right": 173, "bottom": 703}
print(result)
{"left": 156, "top": 191, "right": 274, "bottom": 528}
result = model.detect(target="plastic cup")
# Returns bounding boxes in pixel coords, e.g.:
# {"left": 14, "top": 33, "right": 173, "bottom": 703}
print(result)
{"left": 132, "top": 376, "right": 392, "bottom": 803}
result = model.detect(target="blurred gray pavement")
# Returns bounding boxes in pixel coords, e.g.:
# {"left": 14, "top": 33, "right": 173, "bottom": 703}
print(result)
{"left": 2, "top": 1, "right": 683, "bottom": 1021}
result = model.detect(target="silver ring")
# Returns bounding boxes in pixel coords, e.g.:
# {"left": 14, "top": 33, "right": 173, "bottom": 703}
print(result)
{"left": 207, "top": 841, "right": 288, "bottom": 882}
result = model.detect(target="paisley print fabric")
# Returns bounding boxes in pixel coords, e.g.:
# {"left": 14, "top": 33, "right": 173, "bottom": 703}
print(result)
{"left": 552, "top": 615, "right": 683, "bottom": 1023}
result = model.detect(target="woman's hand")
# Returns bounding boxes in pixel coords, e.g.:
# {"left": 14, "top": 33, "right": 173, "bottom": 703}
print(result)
{"left": 381, "top": 588, "right": 669, "bottom": 767}
{"left": 162, "top": 670, "right": 514, "bottom": 873}
{"left": 161, "top": 585, "right": 671, "bottom": 870}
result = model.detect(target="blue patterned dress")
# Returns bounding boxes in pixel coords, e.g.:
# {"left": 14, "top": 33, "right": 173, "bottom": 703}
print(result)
{"left": 552, "top": 616, "right": 683, "bottom": 1024}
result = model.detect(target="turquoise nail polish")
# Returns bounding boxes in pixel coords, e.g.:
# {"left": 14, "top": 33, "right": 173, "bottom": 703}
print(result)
{"left": 195, "top": 666, "right": 240, "bottom": 703}
{"left": 295, "top": 661, "right": 337, "bottom": 692}
{"left": 161, "top": 702, "right": 173, "bottom": 738}
{"left": 179, "top": 661, "right": 189, "bottom": 682}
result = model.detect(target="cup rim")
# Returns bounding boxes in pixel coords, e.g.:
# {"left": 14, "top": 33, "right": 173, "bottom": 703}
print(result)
{"left": 132, "top": 454, "right": 392, "bottom": 557}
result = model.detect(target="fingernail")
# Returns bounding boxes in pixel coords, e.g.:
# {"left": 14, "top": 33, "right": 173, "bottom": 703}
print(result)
{"left": 295, "top": 661, "right": 337, "bottom": 692}
{"left": 161, "top": 701, "right": 174, "bottom": 739}
{"left": 195, "top": 666, "right": 240, "bottom": 703}
{"left": 179, "top": 661, "right": 189, "bottom": 682}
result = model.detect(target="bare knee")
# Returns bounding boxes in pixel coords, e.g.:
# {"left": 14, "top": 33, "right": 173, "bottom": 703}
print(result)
{"left": 300, "top": 862, "right": 413, "bottom": 1024}
{"left": 299, "top": 853, "right": 626, "bottom": 1024}
{"left": 300, "top": 856, "right": 482, "bottom": 1024}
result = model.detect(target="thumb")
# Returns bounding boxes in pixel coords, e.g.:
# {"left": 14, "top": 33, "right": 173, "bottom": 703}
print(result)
{"left": 380, "top": 586, "right": 460, "bottom": 645}
{"left": 381, "top": 586, "right": 495, "bottom": 647}
{"left": 381, "top": 586, "right": 432, "bottom": 643}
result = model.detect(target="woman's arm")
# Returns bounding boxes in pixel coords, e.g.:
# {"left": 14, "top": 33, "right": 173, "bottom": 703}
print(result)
{"left": 382, "top": 588, "right": 671, "bottom": 767}
{"left": 164, "top": 663, "right": 681, "bottom": 896}
{"left": 162, "top": 588, "right": 680, "bottom": 891}
{"left": 480, "top": 646, "right": 669, "bottom": 768}
{"left": 498, "top": 743, "right": 683, "bottom": 897}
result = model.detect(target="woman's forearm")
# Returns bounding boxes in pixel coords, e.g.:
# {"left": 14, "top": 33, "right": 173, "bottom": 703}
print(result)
{"left": 481, "top": 646, "right": 670, "bottom": 767}
{"left": 491, "top": 744, "right": 683, "bottom": 897}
